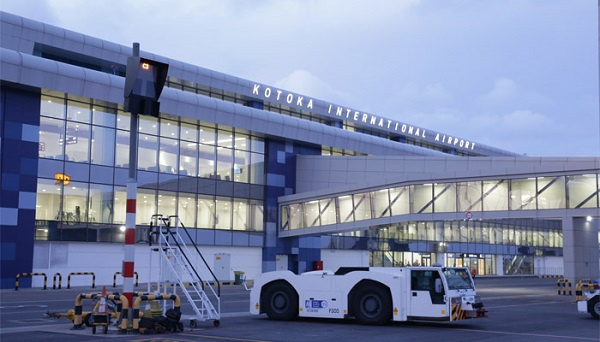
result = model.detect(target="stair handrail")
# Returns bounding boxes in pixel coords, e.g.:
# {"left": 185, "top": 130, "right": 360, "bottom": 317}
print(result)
{"left": 166, "top": 216, "right": 221, "bottom": 297}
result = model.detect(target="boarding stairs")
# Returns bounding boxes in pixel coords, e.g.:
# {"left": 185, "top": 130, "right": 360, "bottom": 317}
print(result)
{"left": 149, "top": 214, "right": 221, "bottom": 327}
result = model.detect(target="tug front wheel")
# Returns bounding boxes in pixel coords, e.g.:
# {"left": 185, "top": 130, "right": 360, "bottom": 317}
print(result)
{"left": 263, "top": 281, "right": 298, "bottom": 321}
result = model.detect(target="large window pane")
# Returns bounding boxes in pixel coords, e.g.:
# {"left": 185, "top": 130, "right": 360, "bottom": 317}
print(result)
{"left": 319, "top": 198, "right": 336, "bottom": 225}
{"left": 289, "top": 203, "right": 304, "bottom": 229}
{"left": 92, "top": 104, "right": 116, "bottom": 127}
{"left": 200, "top": 126, "right": 215, "bottom": 145}
{"left": 199, "top": 144, "right": 215, "bottom": 178}
{"left": 510, "top": 178, "right": 536, "bottom": 210}
{"left": 234, "top": 150, "right": 250, "bottom": 183}
{"left": 250, "top": 136, "right": 265, "bottom": 153}
{"left": 537, "top": 176, "right": 566, "bottom": 209}
{"left": 115, "top": 130, "right": 130, "bottom": 168}
{"left": 215, "top": 197, "right": 232, "bottom": 229}
{"left": 65, "top": 122, "right": 90, "bottom": 162}
{"left": 197, "top": 195, "right": 215, "bottom": 228}
{"left": 338, "top": 195, "right": 354, "bottom": 223}
{"left": 482, "top": 180, "right": 508, "bottom": 211}
{"left": 216, "top": 147, "right": 233, "bottom": 181}
{"left": 113, "top": 186, "right": 126, "bottom": 224}
{"left": 304, "top": 200, "right": 320, "bottom": 227}
{"left": 232, "top": 199, "right": 248, "bottom": 231}
{"left": 250, "top": 152, "right": 265, "bottom": 185}
{"left": 90, "top": 126, "right": 115, "bottom": 166}
{"left": 180, "top": 122, "right": 198, "bottom": 142}
{"left": 116, "top": 111, "right": 130, "bottom": 131}
{"left": 88, "top": 183, "right": 113, "bottom": 223}
{"left": 217, "top": 129, "right": 233, "bottom": 148}
{"left": 39, "top": 117, "right": 65, "bottom": 159}
{"left": 411, "top": 184, "right": 433, "bottom": 213}
{"left": 139, "top": 116, "right": 158, "bottom": 135}
{"left": 136, "top": 189, "right": 156, "bottom": 225}
{"left": 62, "top": 182, "right": 89, "bottom": 223}
{"left": 36, "top": 178, "right": 62, "bottom": 220}
{"left": 157, "top": 191, "right": 177, "bottom": 217}
{"left": 457, "top": 181, "right": 482, "bottom": 212}
{"left": 567, "top": 174, "right": 598, "bottom": 208}
{"left": 434, "top": 183, "right": 456, "bottom": 213}
{"left": 353, "top": 192, "right": 372, "bottom": 221}
{"left": 248, "top": 199, "right": 264, "bottom": 231}
{"left": 66, "top": 100, "right": 90, "bottom": 123}
{"left": 179, "top": 141, "right": 198, "bottom": 177}
{"left": 160, "top": 119, "right": 179, "bottom": 139}
{"left": 41, "top": 95, "right": 65, "bottom": 119}
{"left": 138, "top": 134, "right": 158, "bottom": 171}
{"left": 389, "top": 186, "right": 409, "bottom": 216}
{"left": 235, "top": 133, "right": 249, "bottom": 151}
{"left": 177, "top": 193, "right": 196, "bottom": 227}
{"left": 371, "top": 189, "right": 391, "bottom": 218}
{"left": 159, "top": 137, "right": 179, "bottom": 174}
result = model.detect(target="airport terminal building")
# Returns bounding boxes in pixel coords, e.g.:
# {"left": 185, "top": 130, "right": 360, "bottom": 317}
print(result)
{"left": 1, "top": 12, "right": 599, "bottom": 289}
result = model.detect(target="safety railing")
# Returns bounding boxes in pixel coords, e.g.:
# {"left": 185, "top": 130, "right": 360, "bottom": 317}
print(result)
{"left": 67, "top": 272, "right": 96, "bottom": 289}
{"left": 15, "top": 272, "right": 47, "bottom": 290}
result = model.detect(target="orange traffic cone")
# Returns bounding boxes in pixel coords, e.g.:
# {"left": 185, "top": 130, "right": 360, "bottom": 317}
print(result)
{"left": 98, "top": 285, "right": 107, "bottom": 314}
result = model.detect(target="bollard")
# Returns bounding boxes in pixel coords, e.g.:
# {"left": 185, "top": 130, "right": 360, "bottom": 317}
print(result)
{"left": 113, "top": 271, "right": 139, "bottom": 288}
{"left": 15, "top": 272, "right": 47, "bottom": 290}
{"left": 132, "top": 293, "right": 180, "bottom": 333}
{"left": 67, "top": 272, "right": 96, "bottom": 289}
{"left": 53, "top": 273, "right": 62, "bottom": 289}
{"left": 557, "top": 279, "right": 572, "bottom": 295}
{"left": 73, "top": 292, "right": 129, "bottom": 333}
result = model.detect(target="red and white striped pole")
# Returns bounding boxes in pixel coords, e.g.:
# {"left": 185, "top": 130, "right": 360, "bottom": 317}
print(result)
{"left": 123, "top": 179, "right": 137, "bottom": 306}
{"left": 123, "top": 42, "right": 140, "bottom": 307}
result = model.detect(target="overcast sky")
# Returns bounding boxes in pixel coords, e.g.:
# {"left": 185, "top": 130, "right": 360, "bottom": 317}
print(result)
{"left": 2, "top": 0, "right": 599, "bottom": 156}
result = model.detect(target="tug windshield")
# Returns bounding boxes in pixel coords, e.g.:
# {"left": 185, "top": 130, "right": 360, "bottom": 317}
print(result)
{"left": 443, "top": 268, "right": 474, "bottom": 290}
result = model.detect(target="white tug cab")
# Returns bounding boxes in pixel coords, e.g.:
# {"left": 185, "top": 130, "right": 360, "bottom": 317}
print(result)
{"left": 250, "top": 266, "right": 487, "bottom": 325}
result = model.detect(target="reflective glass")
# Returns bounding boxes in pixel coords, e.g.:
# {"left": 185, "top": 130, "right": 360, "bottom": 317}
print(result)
{"left": 389, "top": 186, "right": 409, "bottom": 216}
{"left": 36, "top": 178, "right": 62, "bottom": 220}
{"left": 113, "top": 186, "right": 126, "bottom": 224}
{"left": 411, "top": 184, "right": 433, "bottom": 213}
{"left": 250, "top": 152, "right": 265, "bottom": 185}
{"left": 160, "top": 119, "right": 179, "bottom": 139}
{"left": 232, "top": 199, "right": 248, "bottom": 231}
{"left": 157, "top": 191, "right": 177, "bottom": 217}
{"left": 65, "top": 122, "right": 90, "bottom": 163}
{"left": 159, "top": 137, "right": 179, "bottom": 174}
{"left": 371, "top": 189, "right": 391, "bottom": 218}
{"left": 116, "top": 111, "right": 130, "bottom": 131}
{"left": 39, "top": 117, "right": 65, "bottom": 159}
{"left": 215, "top": 197, "right": 232, "bottom": 229}
{"left": 217, "top": 129, "right": 233, "bottom": 148}
{"left": 66, "top": 101, "right": 91, "bottom": 123}
{"left": 457, "top": 181, "right": 482, "bottom": 212}
{"left": 199, "top": 144, "right": 215, "bottom": 178}
{"left": 197, "top": 195, "right": 215, "bottom": 228}
{"left": 289, "top": 203, "right": 304, "bottom": 229}
{"left": 139, "top": 116, "right": 158, "bottom": 135}
{"left": 567, "top": 174, "right": 598, "bottom": 208}
{"left": 138, "top": 134, "right": 158, "bottom": 171}
{"left": 234, "top": 150, "right": 250, "bottom": 183}
{"left": 537, "top": 176, "right": 566, "bottom": 209}
{"left": 304, "top": 200, "right": 320, "bottom": 227}
{"left": 434, "top": 183, "right": 456, "bottom": 213}
{"left": 319, "top": 198, "right": 337, "bottom": 225}
{"left": 180, "top": 122, "right": 198, "bottom": 142}
{"left": 510, "top": 178, "right": 536, "bottom": 210}
{"left": 199, "top": 126, "right": 216, "bottom": 145}
{"left": 216, "top": 147, "right": 233, "bottom": 181}
{"left": 338, "top": 195, "right": 354, "bottom": 223}
{"left": 482, "top": 180, "right": 508, "bottom": 211}
{"left": 179, "top": 141, "right": 198, "bottom": 177}
{"left": 62, "top": 182, "right": 89, "bottom": 223}
{"left": 92, "top": 105, "right": 116, "bottom": 127}
{"left": 115, "top": 130, "right": 130, "bottom": 168}
{"left": 90, "top": 126, "right": 115, "bottom": 166}
{"left": 41, "top": 95, "right": 65, "bottom": 119}
{"left": 136, "top": 189, "right": 156, "bottom": 225}
{"left": 88, "top": 183, "right": 113, "bottom": 223}
{"left": 353, "top": 192, "right": 372, "bottom": 221}
{"left": 249, "top": 199, "right": 264, "bottom": 231}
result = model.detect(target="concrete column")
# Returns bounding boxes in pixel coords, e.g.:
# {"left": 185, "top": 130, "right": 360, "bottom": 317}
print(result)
{"left": 436, "top": 253, "right": 446, "bottom": 267}
{"left": 562, "top": 216, "right": 599, "bottom": 282}
{"left": 495, "top": 255, "right": 504, "bottom": 276}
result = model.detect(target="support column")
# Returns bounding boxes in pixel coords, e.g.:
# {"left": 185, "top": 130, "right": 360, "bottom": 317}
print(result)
{"left": 562, "top": 216, "right": 599, "bottom": 283}
{"left": 495, "top": 255, "right": 504, "bottom": 276}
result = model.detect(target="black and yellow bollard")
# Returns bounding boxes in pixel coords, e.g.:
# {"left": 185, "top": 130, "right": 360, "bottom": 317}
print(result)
{"left": 67, "top": 272, "right": 96, "bottom": 289}
{"left": 53, "top": 273, "right": 62, "bottom": 289}
{"left": 557, "top": 279, "right": 572, "bottom": 295}
{"left": 15, "top": 272, "right": 47, "bottom": 290}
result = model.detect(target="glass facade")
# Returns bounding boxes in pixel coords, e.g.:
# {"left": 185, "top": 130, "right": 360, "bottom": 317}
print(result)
{"left": 281, "top": 175, "right": 600, "bottom": 230}
{"left": 35, "top": 91, "right": 265, "bottom": 243}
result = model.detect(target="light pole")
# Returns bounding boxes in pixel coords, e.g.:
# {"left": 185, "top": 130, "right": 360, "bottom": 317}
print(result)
{"left": 122, "top": 42, "right": 168, "bottom": 307}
